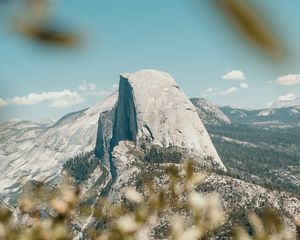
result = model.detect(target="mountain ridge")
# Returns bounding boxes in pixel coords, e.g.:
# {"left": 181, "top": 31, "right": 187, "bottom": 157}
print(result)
{"left": 0, "top": 92, "right": 118, "bottom": 203}
{"left": 0, "top": 70, "right": 299, "bottom": 239}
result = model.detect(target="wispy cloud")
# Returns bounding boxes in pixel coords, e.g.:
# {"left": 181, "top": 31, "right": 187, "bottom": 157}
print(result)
{"left": 203, "top": 86, "right": 239, "bottom": 97}
{"left": 218, "top": 86, "right": 239, "bottom": 95}
{"left": 0, "top": 83, "right": 119, "bottom": 109}
{"left": 83, "top": 83, "right": 119, "bottom": 96}
{"left": 0, "top": 90, "right": 85, "bottom": 108}
{"left": 0, "top": 98, "right": 7, "bottom": 107}
{"left": 78, "top": 81, "right": 118, "bottom": 96}
{"left": 204, "top": 88, "right": 214, "bottom": 93}
{"left": 240, "top": 83, "right": 249, "bottom": 89}
{"left": 78, "top": 81, "right": 96, "bottom": 91}
{"left": 275, "top": 74, "right": 300, "bottom": 86}
{"left": 222, "top": 70, "right": 245, "bottom": 81}
{"left": 204, "top": 70, "right": 248, "bottom": 97}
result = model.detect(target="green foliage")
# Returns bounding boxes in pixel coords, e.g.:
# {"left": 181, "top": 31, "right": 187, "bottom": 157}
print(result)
{"left": 63, "top": 151, "right": 100, "bottom": 182}
{"left": 144, "top": 145, "right": 183, "bottom": 164}
{"left": 0, "top": 160, "right": 297, "bottom": 240}
{"left": 206, "top": 124, "right": 300, "bottom": 194}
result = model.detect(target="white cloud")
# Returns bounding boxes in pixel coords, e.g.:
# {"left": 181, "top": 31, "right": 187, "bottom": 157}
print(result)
{"left": 0, "top": 83, "right": 119, "bottom": 109}
{"left": 275, "top": 74, "right": 300, "bottom": 86}
{"left": 203, "top": 71, "right": 248, "bottom": 98}
{"left": 218, "top": 86, "right": 239, "bottom": 95}
{"left": 263, "top": 80, "right": 274, "bottom": 85}
{"left": 85, "top": 83, "right": 119, "bottom": 96}
{"left": 240, "top": 83, "right": 249, "bottom": 89}
{"left": 78, "top": 81, "right": 118, "bottom": 98}
{"left": 205, "top": 88, "right": 214, "bottom": 93}
{"left": 49, "top": 92, "right": 84, "bottom": 108}
{"left": 78, "top": 81, "right": 96, "bottom": 91}
{"left": 203, "top": 86, "right": 239, "bottom": 97}
{"left": 222, "top": 70, "right": 245, "bottom": 81}
{"left": 0, "top": 98, "right": 8, "bottom": 107}
{"left": 110, "top": 83, "right": 119, "bottom": 91}
{"left": 87, "top": 90, "right": 114, "bottom": 96}
{"left": 0, "top": 90, "right": 85, "bottom": 108}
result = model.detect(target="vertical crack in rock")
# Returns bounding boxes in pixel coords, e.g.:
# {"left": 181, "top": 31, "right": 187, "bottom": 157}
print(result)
{"left": 110, "top": 76, "right": 138, "bottom": 147}
{"left": 95, "top": 77, "right": 138, "bottom": 179}
{"left": 95, "top": 107, "right": 116, "bottom": 167}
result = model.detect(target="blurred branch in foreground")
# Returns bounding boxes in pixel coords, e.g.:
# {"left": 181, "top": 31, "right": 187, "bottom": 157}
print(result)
{"left": 0, "top": 160, "right": 297, "bottom": 240}
{"left": 2, "top": 0, "right": 80, "bottom": 46}
{"left": 15, "top": 22, "right": 79, "bottom": 46}
{"left": 1, "top": 0, "right": 287, "bottom": 57}
{"left": 215, "top": 0, "right": 284, "bottom": 59}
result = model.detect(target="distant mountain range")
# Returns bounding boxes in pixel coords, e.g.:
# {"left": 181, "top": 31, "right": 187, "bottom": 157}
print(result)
{"left": 270, "top": 95, "right": 300, "bottom": 109}
{"left": 221, "top": 105, "right": 300, "bottom": 128}
{"left": 192, "top": 98, "right": 300, "bottom": 195}
{"left": 190, "top": 97, "right": 300, "bottom": 128}
{"left": 0, "top": 70, "right": 299, "bottom": 239}
{"left": 190, "top": 98, "right": 231, "bottom": 125}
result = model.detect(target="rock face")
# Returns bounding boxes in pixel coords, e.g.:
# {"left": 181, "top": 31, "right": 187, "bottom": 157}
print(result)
{"left": 1, "top": 69, "right": 300, "bottom": 239}
{"left": 0, "top": 93, "right": 118, "bottom": 203}
{"left": 1, "top": 69, "right": 225, "bottom": 205}
{"left": 106, "top": 154, "right": 300, "bottom": 239}
{"left": 91, "top": 71, "right": 299, "bottom": 239}
{"left": 95, "top": 108, "right": 116, "bottom": 168}
{"left": 191, "top": 98, "right": 231, "bottom": 125}
{"left": 95, "top": 69, "right": 226, "bottom": 172}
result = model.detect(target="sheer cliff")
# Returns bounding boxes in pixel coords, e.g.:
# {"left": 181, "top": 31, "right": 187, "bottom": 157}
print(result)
{"left": 95, "top": 69, "right": 226, "bottom": 173}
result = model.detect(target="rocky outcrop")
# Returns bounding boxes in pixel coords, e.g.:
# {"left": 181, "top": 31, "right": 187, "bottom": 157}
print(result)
{"left": 2, "top": 70, "right": 300, "bottom": 240}
{"left": 109, "top": 76, "right": 139, "bottom": 159}
{"left": 95, "top": 108, "right": 116, "bottom": 168}
{"left": 95, "top": 69, "right": 226, "bottom": 172}
{"left": 191, "top": 98, "right": 231, "bottom": 125}
{"left": 106, "top": 153, "right": 300, "bottom": 239}
{"left": 0, "top": 92, "right": 118, "bottom": 204}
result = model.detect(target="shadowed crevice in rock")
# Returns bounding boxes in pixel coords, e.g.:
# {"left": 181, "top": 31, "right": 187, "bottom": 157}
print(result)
{"left": 110, "top": 76, "right": 138, "bottom": 148}
{"left": 95, "top": 70, "right": 227, "bottom": 180}
{"left": 95, "top": 77, "right": 138, "bottom": 179}
{"left": 95, "top": 108, "right": 115, "bottom": 166}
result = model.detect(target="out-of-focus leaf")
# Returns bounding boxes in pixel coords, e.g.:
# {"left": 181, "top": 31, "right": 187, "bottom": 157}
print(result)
{"left": 8, "top": 0, "right": 80, "bottom": 47}
{"left": 216, "top": 0, "right": 283, "bottom": 59}
{"left": 26, "top": 0, "right": 47, "bottom": 21}
{"left": 15, "top": 22, "right": 79, "bottom": 46}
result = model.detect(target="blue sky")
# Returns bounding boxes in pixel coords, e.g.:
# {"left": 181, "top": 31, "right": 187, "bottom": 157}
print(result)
{"left": 1, "top": 0, "right": 300, "bottom": 122}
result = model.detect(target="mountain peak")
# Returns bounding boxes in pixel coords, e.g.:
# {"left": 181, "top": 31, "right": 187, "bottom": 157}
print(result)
{"left": 121, "top": 69, "right": 175, "bottom": 84}
{"left": 98, "top": 70, "right": 226, "bottom": 171}
{"left": 270, "top": 95, "right": 300, "bottom": 108}
{"left": 191, "top": 98, "right": 231, "bottom": 125}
